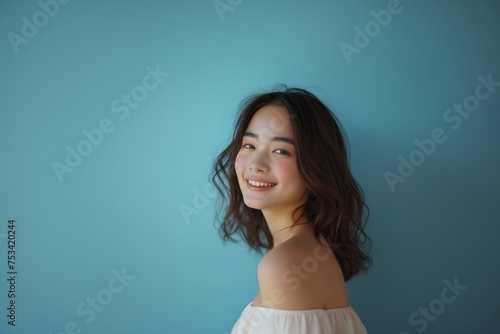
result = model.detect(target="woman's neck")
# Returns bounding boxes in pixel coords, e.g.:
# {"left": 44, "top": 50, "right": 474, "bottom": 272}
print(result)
{"left": 262, "top": 208, "right": 313, "bottom": 248}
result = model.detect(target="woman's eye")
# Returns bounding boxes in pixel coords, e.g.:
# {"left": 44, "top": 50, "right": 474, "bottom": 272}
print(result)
{"left": 274, "top": 149, "right": 288, "bottom": 155}
{"left": 241, "top": 144, "right": 288, "bottom": 155}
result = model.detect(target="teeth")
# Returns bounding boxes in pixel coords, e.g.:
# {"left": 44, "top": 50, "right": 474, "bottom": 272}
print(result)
{"left": 248, "top": 180, "right": 275, "bottom": 187}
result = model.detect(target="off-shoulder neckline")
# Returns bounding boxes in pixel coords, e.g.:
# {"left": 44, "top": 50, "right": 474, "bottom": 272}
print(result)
{"left": 247, "top": 302, "right": 354, "bottom": 313}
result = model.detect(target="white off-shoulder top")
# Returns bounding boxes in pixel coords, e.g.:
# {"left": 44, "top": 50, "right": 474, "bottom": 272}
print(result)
{"left": 230, "top": 301, "right": 367, "bottom": 334}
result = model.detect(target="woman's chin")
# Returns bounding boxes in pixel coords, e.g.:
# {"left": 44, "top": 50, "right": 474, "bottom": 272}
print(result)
{"left": 242, "top": 199, "right": 267, "bottom": 210}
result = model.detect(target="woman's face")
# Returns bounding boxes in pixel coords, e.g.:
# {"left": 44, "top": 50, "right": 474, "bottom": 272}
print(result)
{"left": 234, "top": 105, "right": 308, "bottom": 212}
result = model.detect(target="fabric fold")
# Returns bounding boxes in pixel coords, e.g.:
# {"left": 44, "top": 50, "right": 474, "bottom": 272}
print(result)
{"left": 231, "top": 302, "right": 368, "bottom": 334}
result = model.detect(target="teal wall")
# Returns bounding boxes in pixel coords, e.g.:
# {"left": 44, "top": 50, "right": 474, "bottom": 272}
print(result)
{"left": 1, "top": 0, "right": 499, "bottom": 333}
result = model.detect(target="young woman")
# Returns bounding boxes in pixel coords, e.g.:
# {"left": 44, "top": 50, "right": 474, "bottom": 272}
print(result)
{"left": 212, "top": 86, "right": 372, "bottom": 333}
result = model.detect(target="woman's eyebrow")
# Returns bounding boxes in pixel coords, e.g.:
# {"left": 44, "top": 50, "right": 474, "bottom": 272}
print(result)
{"left": 243, "top": 131, "right": 295, "bottom": 145}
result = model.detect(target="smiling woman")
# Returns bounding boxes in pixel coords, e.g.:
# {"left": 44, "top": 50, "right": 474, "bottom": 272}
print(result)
{"left": 212, "top": 86, "right": 372, "bottom": 334}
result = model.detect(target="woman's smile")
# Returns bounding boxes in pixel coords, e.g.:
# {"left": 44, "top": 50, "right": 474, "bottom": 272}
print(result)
{"left": 245, "top": 178, "right": 277, "bottom": 191}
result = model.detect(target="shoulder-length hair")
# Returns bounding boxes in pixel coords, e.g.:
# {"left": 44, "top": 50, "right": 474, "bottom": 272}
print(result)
{"left": 212, "top": 86, "right": 372, "bottom": 281}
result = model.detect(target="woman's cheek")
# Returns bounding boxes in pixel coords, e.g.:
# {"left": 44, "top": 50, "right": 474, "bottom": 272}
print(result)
{"left": 234, "top": 151, "right": 246, "bottom": 175}
{"left": 273, "top": 161, "right": 296, "bottom": 180}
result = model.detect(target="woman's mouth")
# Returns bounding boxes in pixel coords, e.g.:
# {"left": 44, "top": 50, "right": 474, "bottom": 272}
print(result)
{"left": 246, "top": 179, "right": 277, "bottom": 190}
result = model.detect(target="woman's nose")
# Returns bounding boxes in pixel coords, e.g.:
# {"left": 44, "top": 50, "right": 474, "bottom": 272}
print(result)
{"left": 248, "top": 152, "right": 269, "bottom": 172}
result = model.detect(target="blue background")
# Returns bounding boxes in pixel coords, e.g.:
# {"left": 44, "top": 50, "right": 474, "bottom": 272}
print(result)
{"left": 1, "top": 0, "right": 499, "bottom": 333}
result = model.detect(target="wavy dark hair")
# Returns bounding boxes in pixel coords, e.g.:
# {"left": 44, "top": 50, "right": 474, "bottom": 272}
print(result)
{"left": 212, "top": 86, "right": 372, "bottom": 281}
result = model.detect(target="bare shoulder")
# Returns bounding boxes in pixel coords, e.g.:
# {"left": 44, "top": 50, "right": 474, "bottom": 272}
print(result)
{"left": 256, "top": 234, "right": 349, "bottom": 310}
